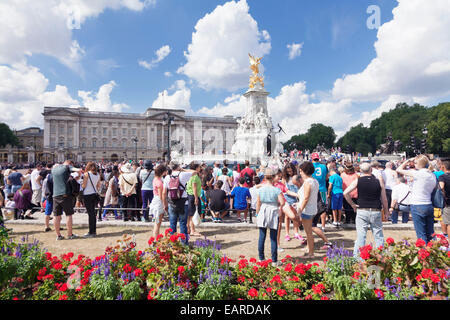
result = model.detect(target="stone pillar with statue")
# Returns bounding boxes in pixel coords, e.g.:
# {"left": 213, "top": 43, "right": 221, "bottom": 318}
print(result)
{"left": 231, "top": 54, "right": 285, "bottom": 164}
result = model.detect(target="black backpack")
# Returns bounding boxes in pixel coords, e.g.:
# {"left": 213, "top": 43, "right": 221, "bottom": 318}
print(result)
{"left": 244, "top": 172, "right": 252, "bottom": 185}
{"left": 67, "top": 176, "right": 80, "bottom": 197}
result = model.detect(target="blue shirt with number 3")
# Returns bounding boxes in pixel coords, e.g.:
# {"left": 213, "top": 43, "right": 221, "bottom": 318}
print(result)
{"left": 313, "top": 162, "right": 328, "bottom": 192}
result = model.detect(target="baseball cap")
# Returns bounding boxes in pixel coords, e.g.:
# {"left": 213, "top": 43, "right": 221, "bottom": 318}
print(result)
{"left": 311, "top": 153, "right": 320, "bottom": 160}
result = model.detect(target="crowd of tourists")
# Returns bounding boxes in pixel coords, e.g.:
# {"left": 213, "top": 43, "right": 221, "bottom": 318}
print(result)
{"left": 0, "top": 153, "right": 449, "bottom": 266}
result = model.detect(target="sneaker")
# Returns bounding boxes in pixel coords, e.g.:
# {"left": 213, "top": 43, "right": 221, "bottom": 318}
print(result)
{"left": 333, "top": 221, "right": 339, "bottom": 227}
{"left": 320, "top": 242, "right": 333, "bottom": 250}
{"left": 271, "top": 261, "right": 282, "bottom": 267}
{"left": 278, "top": 247, "right": 285, "bottom": 253}
{"left": 56, "top": 235, "right": 65, "bottom": 241}
{"left": 285, "top": 235, "right": 292, "bottom": 242}
{"left": 83, "top": 233, "right": 96, "bottom": 238}
{"left": 321, "top": 227, "right": 326, "bottom": 232}
{"left": 44, "top": 227, "right": 51, "bottom": 232}
{"left": 68, "top": 234, "right": 79, "bottom": 240}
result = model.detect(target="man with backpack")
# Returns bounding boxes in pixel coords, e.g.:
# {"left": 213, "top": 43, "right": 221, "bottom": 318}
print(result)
{"left": 240, "top": 160, "right": 255, "bottom": 188}
{"left": 51, "top": 161, "right": 82, "bottom": 241}
{"left": 162, "top": 161, "right": 191, "bottom": 244}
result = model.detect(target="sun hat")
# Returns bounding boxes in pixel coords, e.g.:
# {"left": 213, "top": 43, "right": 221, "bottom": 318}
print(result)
{"left": 120, "top": 163, "right": 134, "bottom": 173}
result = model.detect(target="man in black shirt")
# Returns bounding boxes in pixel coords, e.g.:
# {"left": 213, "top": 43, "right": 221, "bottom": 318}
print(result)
{"left": 438, "top": 159, "right": 450, "bottom": 237}
{"left": 208, "top": 180, "right": 228, "bottom": 222}
{"left": 344, "top": 162, "right": 388, "bottom": 260}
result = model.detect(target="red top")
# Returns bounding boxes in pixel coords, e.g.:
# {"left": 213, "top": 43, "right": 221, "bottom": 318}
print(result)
{"left": 240, "top": 167, "right": 256, "bottom": 188}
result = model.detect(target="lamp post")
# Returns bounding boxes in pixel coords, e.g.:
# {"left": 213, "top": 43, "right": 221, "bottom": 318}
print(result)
{"left": 421, "top": 125, "right": 428, "bottom": 154}
{"left": 162, "top": 112, "right": 175, "bottom": 162}
{"left": 131, "top": 136, "right": 138, "bottom": 163}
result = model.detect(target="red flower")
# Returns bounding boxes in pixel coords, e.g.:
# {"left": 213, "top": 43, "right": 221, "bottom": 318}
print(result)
{"left": 148, "top": 237, "right": 155, "bottom": 246}
{"left": 249, "top": 258, "right": 257, "bottom": 263}
{"left": 270, "top": 275, "right": 282, "bottom": 284}
{"left": 374, "top": 289, "right": 384, "bottom": 298}
{"left": 430, "top": 274, "right": 440, "bottom": 284}
{"left": 416, "top": 275, "right": 422, "bottom": 282}
{"left": 386, "top": 237, "right": 395, "bottom": 245}
{"left": 312, "top": 283, "right": 325, "bottom": 295}
{"left": 266, "top": 287, "right": 273, "bottom": 293}
{"left": 284, "top": 263, "right": 293, "bottom": 272}
{"left": 58, "top": 294, "right": 68, "bottom": 300}
{"left": 252, "top": 266, "right": 259, "bottom": 273}
{"left": 304, "top": 294, "right": 312, "bottom": 300}
{"left": 53, "top": 262, "right": 63, "bottom": 270}
{"left": 123, "top": 264, "right": 132, "bottom": 273}
{"left": 415, "top": 238, "right": 426, "bottom": 248}
{"left": 237, "top": 276, "right": 246, "bottom": 283}
{"left": 421, "top": 268, "right": 432, "bottom": 279}
{"left": 165, "top": 228, "right": 173, "bottom": 236}
{"left": 178, "top": 266, "right": 185, "bottom": 274}
{"left": 277, "top": 289, "right": 287, "bottom": 297}
{"left": 156, "top": 234, "right": 163, "bottom": 241}
{"left": 293, "top": 288, "right": 301, "bottom": 294}
{"left": 418, "top": 249, "right": 430, "bottom": 261}
{"left": 360, "top": 250, "right": 371, "bottom": 260}
{"left": 238, "top": 259, "right": 248, "bottom": 269}
{"left": 134, "top": 268, "right": 143, "bottom": 277}
{"left": 248, "top": 288, "right": 258, "bottom": 298}
{"left": 147, "top": 288, "right": 157, "bottom": 300}
{"left": 294, "top": 264, "right": 306, "bottom": 275}
{"left": 59, "top": 283, "right": 68, "bottom": 292}
{"left": 321, "top": 296, "right": 330, "bottom": 300}
{"left": 352, "top": 272, "right": 360, "bottom": 280}
{"left": 169, "top": 234, "right": 178, "bottom": 242}
{"left": 290, "top": 276, "right": 299, "bottom": 282}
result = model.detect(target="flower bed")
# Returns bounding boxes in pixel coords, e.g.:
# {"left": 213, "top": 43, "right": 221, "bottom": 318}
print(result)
{"left": 0, "top": 224, "right": 448, "bottom": 300}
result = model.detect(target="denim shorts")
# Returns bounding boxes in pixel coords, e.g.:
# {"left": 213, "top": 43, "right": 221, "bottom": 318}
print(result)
{"left": 301, "top": 213, "right": 314, "bottom": 220}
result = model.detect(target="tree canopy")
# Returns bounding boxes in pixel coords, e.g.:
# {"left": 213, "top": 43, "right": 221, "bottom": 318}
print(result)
{"left": 0, "top": 123, "right": 19, "bottom": 148}
{"left": 284, "top": 102, "right": 450, "bottom": 156}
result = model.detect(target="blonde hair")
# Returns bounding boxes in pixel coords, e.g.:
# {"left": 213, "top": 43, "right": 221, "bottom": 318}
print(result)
{"left": 415, "top": 155, "right": 429, "bottom": 169}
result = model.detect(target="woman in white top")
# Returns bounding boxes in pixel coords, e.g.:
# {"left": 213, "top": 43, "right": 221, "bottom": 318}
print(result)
{"left": 149, "top": 164, "right": 168, "bottom": 239}
{"left": 297, "top": 161, "right": 320, "bottom": 258}
{"left": 82, "top": 162, "right": 101, "bottom": 238}
{"left": 217, "top": 167, "right": 233, "bottom": 195}
{"left": 396, "top": 155, "right": 437, "bottom": 243}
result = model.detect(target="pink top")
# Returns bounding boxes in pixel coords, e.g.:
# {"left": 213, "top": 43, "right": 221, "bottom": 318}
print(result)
{"left": 153, "top": 178, "right": 164, "bottom": 197}
{"left": 341, "top": 172, "right": 358, "bottom": 199}
{"left": 274, "top": 181, "right": 288, "bottom": 200}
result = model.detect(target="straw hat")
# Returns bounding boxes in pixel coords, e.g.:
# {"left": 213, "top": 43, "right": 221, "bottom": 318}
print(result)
{"left": 120, "top": 163, "right": 134, "bottom": 173}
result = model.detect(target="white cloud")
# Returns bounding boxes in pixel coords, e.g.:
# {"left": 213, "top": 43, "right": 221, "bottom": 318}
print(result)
{"left": 164, "top": 71, "right": 173, "bottom": 77}
{"left": 178, "top": 0, "right": 271, "bottom": 91}
{"left": 78, "top": 81, "right": 130, "bottom": 113}
{"left": 287, "top": 42, "right": 303, "bottom": 60}
{"left": 0, "top": 0, "right": 153, "bottom": 70}
{"left": 332, "top": 0, "right": 450, "bottom": 102}
{"left": 139, "top": 45, "right": 172, "bottom": 70}
{"left": 151, "top": 80, "right": 192, "bottom": 112}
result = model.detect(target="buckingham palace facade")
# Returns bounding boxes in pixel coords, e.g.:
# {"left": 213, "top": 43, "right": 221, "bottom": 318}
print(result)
{"left": 42, "top": 106, "right": 239, "bottom": 163}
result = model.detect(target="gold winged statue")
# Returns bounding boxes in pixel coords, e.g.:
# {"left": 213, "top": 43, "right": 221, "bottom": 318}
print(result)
{"left": 248, "top": 53, "right": 264, "bottom": 89}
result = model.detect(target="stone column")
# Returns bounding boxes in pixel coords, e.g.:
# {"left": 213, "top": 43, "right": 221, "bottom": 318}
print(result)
{"left": 44, "top": 120, "right": 50, "bottom": 148}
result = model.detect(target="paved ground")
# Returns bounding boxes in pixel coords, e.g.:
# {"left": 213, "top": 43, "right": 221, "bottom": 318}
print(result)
{"left": 4, "top": 210, "right": 440, "bottom": 264}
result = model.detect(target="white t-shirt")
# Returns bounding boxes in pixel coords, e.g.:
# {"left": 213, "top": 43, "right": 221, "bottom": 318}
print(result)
{"left": 297, "top": 177, "right": 319, "bottom": 216}
{"left": 249, "top": 186, "right": 260, "bottom": 210}
{"left": 83, "top": 172, "right": 100, "bottom": 195}
{"left": 382, "top": 168, "right": 398, "bottom": 191}
{"left": 391, "top": 183, "right": 411, "bottom": 206}
{"left": 409, "top": 169, "right": 436, "bottom": 205}
{"left": 31, "top": 169, "right": 41, "bottom": 191}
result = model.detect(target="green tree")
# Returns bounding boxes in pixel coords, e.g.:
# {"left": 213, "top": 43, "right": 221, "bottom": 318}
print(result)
{"left": 426, "top": 102, "right": 450, "bottom": 156}
{"left": 284, "top": 123, "right": 336, "bottom": 151}
{"left": 336, "top": 124, "right": 374, "bottom": 156}
{"left": 0, "top": 123, "right": 19, "bottom": 148}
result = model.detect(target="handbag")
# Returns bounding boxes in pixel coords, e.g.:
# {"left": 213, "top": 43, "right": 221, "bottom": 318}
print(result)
{"left": 393, "top": 191, "right": 410, "bottom": 211}
{"left": 317, "top": 191, "right": 327, "bottom": 214}
{"left": 431, "top": 177, "right": 445, "bottom": 209}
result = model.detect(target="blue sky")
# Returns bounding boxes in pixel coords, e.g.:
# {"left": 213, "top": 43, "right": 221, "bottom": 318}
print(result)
{"left": 1, "top": 0, "right": 449, "bottom": 139}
